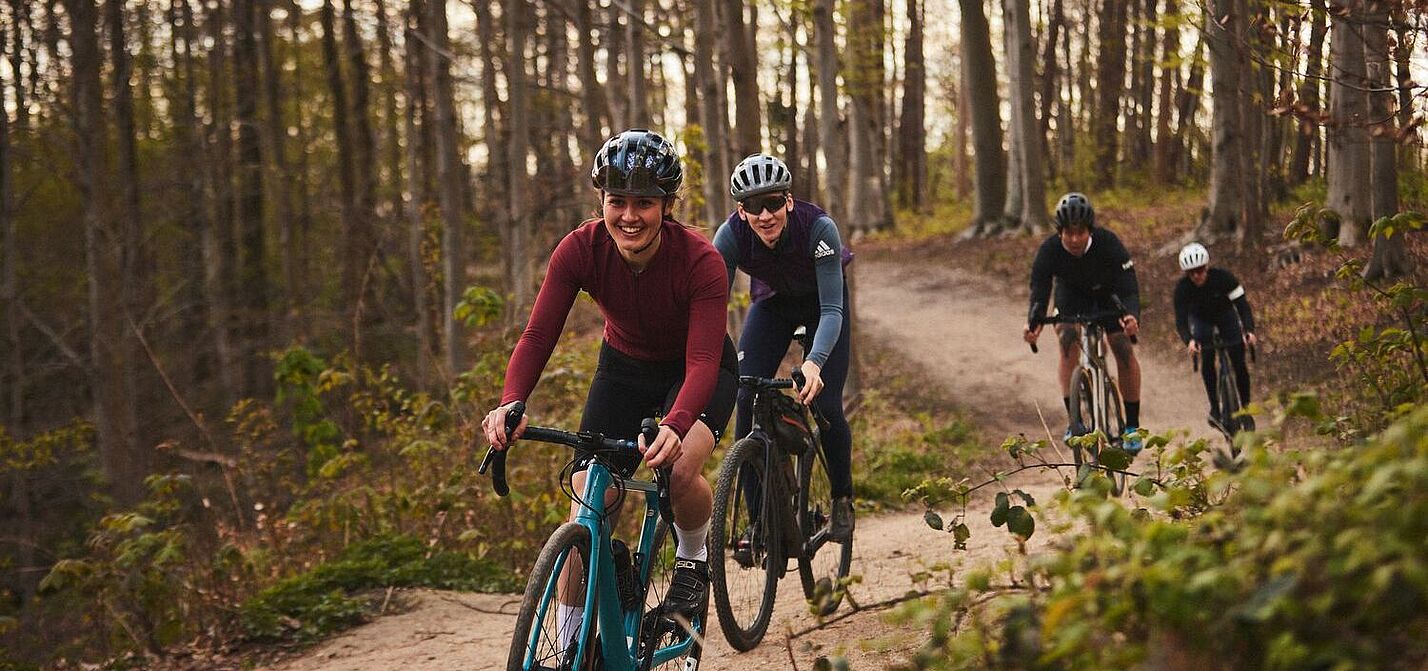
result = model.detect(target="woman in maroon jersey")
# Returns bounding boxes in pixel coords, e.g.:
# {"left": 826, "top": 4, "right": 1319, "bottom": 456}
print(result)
{"left": 481, "top": 129, "right": 736, "bottom": 622}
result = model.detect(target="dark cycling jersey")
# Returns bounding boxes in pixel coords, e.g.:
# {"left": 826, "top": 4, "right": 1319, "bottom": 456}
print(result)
{"left": 1027, "top": 227, "right": 1140, "bottom": 324}
{"left": 712, "top": 200, "right": 851, "bottom": 367}
{"left": 501, "top": 218, "right": 730, "bottom": 439}
{"left": 1173, "top": 267, "right": 1255, "bottom": 344}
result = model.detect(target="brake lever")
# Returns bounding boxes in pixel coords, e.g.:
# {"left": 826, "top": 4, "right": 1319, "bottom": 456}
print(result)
{"left": 642, "top": 418, "right": 675, "bottom": 525}
{"left": 478, "top": 401, "right": 526, "bottom": 497}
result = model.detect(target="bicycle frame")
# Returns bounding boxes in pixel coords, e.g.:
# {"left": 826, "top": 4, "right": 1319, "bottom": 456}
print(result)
{"left": 1076, "top": 322, "right": 1115, "bottom": 437}
{"left": 745, "top": 389, "right": 809, "bottom": 574}
{"left": 521, "top": 464, "right": 693, "bottom": 671}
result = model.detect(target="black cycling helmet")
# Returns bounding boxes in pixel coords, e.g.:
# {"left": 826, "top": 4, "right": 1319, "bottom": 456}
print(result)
{"left": 1053, "top": 192, "right": 1095, "bottom": 230}
{"left": 590, "top": 129, "right": 683, "bottom": 197}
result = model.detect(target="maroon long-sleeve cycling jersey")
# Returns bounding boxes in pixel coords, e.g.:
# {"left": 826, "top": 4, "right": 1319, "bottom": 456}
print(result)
{"left": 500, "top": 218, "right": 730, "bottom": 438}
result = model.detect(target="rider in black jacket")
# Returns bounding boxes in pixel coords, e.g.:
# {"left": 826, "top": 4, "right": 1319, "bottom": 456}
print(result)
{"left": 1173, "top": 242, "right": 1258, "bottom": 431}
{"left": 1023, "top": 193, "right": 1145, "bottom": 453}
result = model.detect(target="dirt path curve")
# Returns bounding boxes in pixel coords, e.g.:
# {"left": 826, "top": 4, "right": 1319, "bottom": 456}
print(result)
{"left": 262, "top": 258, "right": 1219, "bottom": 671}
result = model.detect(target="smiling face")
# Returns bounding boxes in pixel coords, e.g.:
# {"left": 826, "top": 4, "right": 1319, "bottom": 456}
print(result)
{"left": 737, "top": 192, "right": 793, "bottom": 248}
{"left": 602, "top": 192, "right": 669, "bottom": 263}
{"left": 1059, "top": 224, "right": 1091, "bottom": 257}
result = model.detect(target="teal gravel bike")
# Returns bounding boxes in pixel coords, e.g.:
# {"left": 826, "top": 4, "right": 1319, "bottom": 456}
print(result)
{"left": 480, "top": 401, "right": 706, "bottom": 671}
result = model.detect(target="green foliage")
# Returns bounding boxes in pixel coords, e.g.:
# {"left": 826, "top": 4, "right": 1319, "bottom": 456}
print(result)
{"left": 454, "top": 286, "right": 505, "bottom": 328}
{"left": 850, "top": 392, "right": 982, "bottom": 506}
{"left": 900, "top": 406, "right": 1428, "bottom": 670}
{"left": 274, "top": 345, "right": 346, "bottom": 477}
{"left": 1284, "top": 204, "right": 1428, "bottom": 433}
{"left": 239, "top": 534, "right": 517, "bottom": 643}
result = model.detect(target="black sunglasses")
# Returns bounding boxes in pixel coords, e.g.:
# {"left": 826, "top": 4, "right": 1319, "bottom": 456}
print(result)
{"left": 740, "top": 193, "right": 788, "bottom": 215}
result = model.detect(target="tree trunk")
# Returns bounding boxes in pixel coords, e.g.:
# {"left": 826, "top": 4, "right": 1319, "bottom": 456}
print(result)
{"left": 575, "top": 0, "right": 608, "bottom": 151}
{"left": 725, "top": 0, "right": 762, "bottom": 155}
{"left": 258, "top": 0, "right": 296, "bottom": 342}
{"left": 233, "top": 0, "right": 267, "bottom": 393}
{"left": 205, "top": 0, "right": 238, "bottom": 405}
{"left": 1153, "top": 0, "right": 1180, "bottom": 182}
{"left": 7, "top": 0, "right": 28, "bottom": 129}
{"left": 1131, "top": 0, "right": 1156, "bottom": 170}
{"left": 1037, "top": 0, "right": 1064, "bottom": 184}
{"left": 343, "top": 0, "right": 378, "bottom": 351}
{"left": 1288, "top": 0, "right": 1326, "bottom": 186}
{"left": 846, "top": 0, "right": 888, "bottom": 232}
{"left": 894, "top": 0, "right": 926, "bottom": 211}
{"left": 695, "top": 0, "right": 730, "bottom": 224}
{"left": 403, "top": 0, "right": 432, "bottom": 386}
{"left": 428, "top": 0, "right": 466, "bottom": 374}
{"left": 1201, "top": 0, "right": 1244, "bottom": 240}
{"left": 626, "top": 0, "right": 647, "bottom": 124}
{"left": 1005, "top": 0, "right": 1047, "bottom": 231}
{"left": 814, "top": 0, "right": 846, "bottom": 214}
{"left": 168, "top": 0, "right": 212, "bottom": 385}
{"left": 68, "top": 0, "right": 143, "bottom": 506}
{"left": 321, "top": 0, "right": 359, "bottom": 343}
{"left": 1325, "top": 0, "right": 1371, "bottom": 246}
{"left": 375, "top": 0, "right": 402, "bottom": 217}
{"left": 288, "top": 0, "right": 313, "bottom": 338}
{"left": 959, "top": 0, "right": 1007, "bottom": 231}
{"left": 1092, "top": 0, "right": 1128, "bottom": 187}
{"left": 1392, "top": 19, "right": 1415, "bottom": 151}
{"left": 1170, "top": 31, "right": 1206, "bottom": 186}
{"left": 505, "top": 0, "right": 533, "bottom": 314}
{"left": 1363, "top": 0, "right": 1405, "bottom": 280}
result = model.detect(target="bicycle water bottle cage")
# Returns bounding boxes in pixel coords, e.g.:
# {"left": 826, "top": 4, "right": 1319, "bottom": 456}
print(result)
{"left": 611, "top": 539, "right": 640, "bottom": 610}
{"left": 770, "top": 394, "right": 814, "bottom": 455}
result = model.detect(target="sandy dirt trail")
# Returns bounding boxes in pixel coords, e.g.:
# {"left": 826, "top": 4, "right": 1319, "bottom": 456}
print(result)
{"left": 263, "top": 257, "right": 1219, "bottom": 671}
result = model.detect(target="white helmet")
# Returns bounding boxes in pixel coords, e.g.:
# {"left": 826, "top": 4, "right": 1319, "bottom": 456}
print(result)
{"left": 729, "top": 153, "right": 792, "bottom": 199}
{"left": 1178, "top": 242, "right": 1210, "bottom": 271}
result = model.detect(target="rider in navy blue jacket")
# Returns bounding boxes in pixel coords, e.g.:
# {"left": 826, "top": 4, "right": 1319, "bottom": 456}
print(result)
{"left": 713, "top": 153, "right": 856, "bottom": 543}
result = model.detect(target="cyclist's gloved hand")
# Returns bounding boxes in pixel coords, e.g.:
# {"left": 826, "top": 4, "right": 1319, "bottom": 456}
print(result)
{"left": 1023, "top": 323, "right": 1042, "bottom": 345}
{"left": 796, "top": 360, "right": 824, "bottom": 405}
{"left": 481, "top": 401, "right": 528, "bottom": 450}
{"left": 640, "top": 424, "right": 684, "bottom": 468}
{"left": 1187, "top": 340, "right": 1202, "bottom": 355}
{"left": 1120, "top": 314, "right": 1140, "bottom": 338}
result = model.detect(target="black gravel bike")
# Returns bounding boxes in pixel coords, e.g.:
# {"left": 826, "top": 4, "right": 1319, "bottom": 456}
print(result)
{"left": 1193, "top": 333, "right": 1257, "bottom": 447}
{"left": 1031, "top": 299, "right": 1137, "bottom": 496}
{"left": 707, "top": 331, "right": 852, "bottom": 651}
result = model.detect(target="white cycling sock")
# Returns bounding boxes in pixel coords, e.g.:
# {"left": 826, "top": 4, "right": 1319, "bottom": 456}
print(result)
{"left": 674, "top": 520, "right": 710, "bottom": 561}
{"left": 556, "top": 604, "right": 583, "bottom": 650}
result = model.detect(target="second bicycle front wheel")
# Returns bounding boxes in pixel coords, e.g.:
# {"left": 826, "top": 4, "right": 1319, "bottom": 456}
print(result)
{"left": 709, "top": 437, "right": 778, "bottom": 651}
{"left": 797, "top": 443, "right": 851, "bottom": 617}
{"left": 1101, "top": 379, "right": 1128, "bottom": 496}
{"left": 1068, "top": 366, "right": 1095, "bottom": 475}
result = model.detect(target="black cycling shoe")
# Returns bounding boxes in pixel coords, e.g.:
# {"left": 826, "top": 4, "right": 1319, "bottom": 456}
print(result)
{"left": 659, "top": 558, "right": 709, "bottom": 619}
{"left": 829, "top": 497, "right": 855, "bottom": 544}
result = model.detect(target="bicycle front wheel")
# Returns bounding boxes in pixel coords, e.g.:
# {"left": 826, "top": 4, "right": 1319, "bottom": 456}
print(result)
{"left": 797, "top": 442, "right": 851, "bottom": 616}
{"left": 1217, "top": 354, "right": 1243, "bottom": 435}
{"left": 508, "top": 523, "right": 595, "bottom": 671}
{"left": 1101, "top": 380, "right": 1128, "bottom": 497}
{"left": 1068, "top": 367, "right": 1095, "bottom": 473}
{"left": 709, "top": 437, "right": 778, "bottom": 651}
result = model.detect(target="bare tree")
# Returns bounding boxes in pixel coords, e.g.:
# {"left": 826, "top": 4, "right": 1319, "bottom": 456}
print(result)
{"left": 259, "top": 0, "right": 297, "bottom": 340}
{"left": 1092, "top": 0, "right": 1128, "bottom": 186}
{"left": 234, "top": 0, "right": 267, "bottom": 390}
{"left": 814, "top": 0, "right": 846, "bottom": 214}
{"left": 505, "top": 0, "right": 534, "bottom": 313}
{"left": 1288, "top": 0, "right": 1327, "bottom": 187}
{"left": 725, "top": 0, "right": 761, "bottom": 155}
{"left": 695, "top": 0, "right": 731, "bottom": 224}
{"left": 627, "top": 0, "right": 647, "bottom": 124}
{"left": 67, "top": 0, "right": 144, "bottom": 504}
{"left": 958, "top": 0, "right": 1007, "bottom": 232}
{"left": 1004, "top": 0, "right": 1047, "bottom": 230}
{"left": 344, "top": 0, "right": 379, "bottom": 347}
{"left": 1201, "top": 0, "right": 1244, "bottom": 241}
{"left": 428, "top": 0, "right": 466, "bottom": 373}
{"left": 1363, "top": 0, "right": 1406, "bottom": 279}
{"left": 1153, "top": 0, "right": 1180, "bottom": 182}
{"left": 1324, "top": 0, "right": 1371, "bottom": 247}
{"left": 1037, "top": 0, "right": 1064, "bottom": 183}
{"left": 404, "top": 0, "right": 433, "bottom": 384}
{"left": 846, "top": 0, "right": 889, "bottom": 232}
{"left": 894, "top": 0, "right": 927, "bottom": 211}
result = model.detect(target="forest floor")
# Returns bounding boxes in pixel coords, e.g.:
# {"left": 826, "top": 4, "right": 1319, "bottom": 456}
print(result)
{"left": 254, "top": 241, "right": 1229, "bottom": 671}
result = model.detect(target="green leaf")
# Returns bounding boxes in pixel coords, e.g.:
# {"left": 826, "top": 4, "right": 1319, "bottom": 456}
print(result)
{"left": 1133, "top": 477, "right": 1156, "bottom": 496}
{"left": 923, "top": 510, "right": 944, "bottom": 531}
{"left": 1100, "top": 446, "right": 1133, "bottom": 472}
{"left": 953, "top": 523, "right": 971, "bottom": 550}
{"left": 1006, "top": 506, "right": 1035, "bottom": 539}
